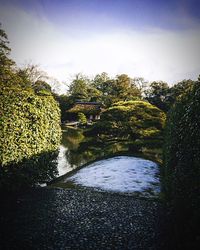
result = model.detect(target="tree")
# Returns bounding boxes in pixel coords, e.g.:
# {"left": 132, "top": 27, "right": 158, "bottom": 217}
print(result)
{"left": 169, "top": 79, "right": 195, "bottom": 104}
{"left": 145, "top": 81, "right": 170, "bottom": 111}
{"left": 48, "top": 77, "right": 66, "bottom": 94}
{"left": 17, "top": 64, "right": 49, "bottom": 88}
{"left": 0, "top": 24, "right": 18, "bottom": 87}
{"left": 86, "top": 85, "right": 102, "bottom": 102}
{"left": 54, "top": 94, "right": 75, "bottom": 122}
{"left": 132, "top": 77, "right": 149, "bottom": 96}
{"left": 94, "top": 78, "right": 116, "bottom": 106}
{"left": 68, "top": 73, "right": 102, "bottom": 102}
{"left": 68, "top": 74, "right": 90, "bottom": 101}
{"left": 92, "top": 72, "right": 110, "bottom": 91}
{"left": 0, "top": 25, "right": 12, "bottom": 62}
{"left": 114, "top": 74, "right": 141, "bottom": 102}
{"left": 33, "top": 80, "right": 52, "bottom": 92}
{"left": 91, "top": 73, "right": 141, "bottom": 107}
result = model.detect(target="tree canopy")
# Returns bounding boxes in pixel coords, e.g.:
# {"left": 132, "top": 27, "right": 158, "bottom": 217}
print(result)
{"left": 145, "top": 81, "right": 170, "bottom": 111}
{"left": 86, "top": 100, "right": 166, "bottom": 140}
{"left": 0, "top": 24, "right": 18, "bottom": 87}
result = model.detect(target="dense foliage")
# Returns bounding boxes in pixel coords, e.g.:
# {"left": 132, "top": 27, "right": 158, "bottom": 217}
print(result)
{"left": 0, "top": 151, "right": 59, "bottom": 192}
{"left": 58, "top": 73, "right": 196, "bottom": 123}
{"left": 92, "top": 74, "right": 141, "bottom": 106}
{"left": 86, "top": 101, "right": 166, "bottom": 140}
{"left": 145, "top": 81, "right": 170, "bottom": 111}
{"left": 54, "top": 94, "right": 75, "bottom": 122}
{"left": 0, "top": 87, "right": 61, "bottom": 166}
{"left": 78, "top": 112, "right": 87, "bottom": 125}
{"left": 66, "top": 73, "right": 141, "bottom": 107}
{"left": 164, "top": 77, "right": 200, "bottom": 247}
{"left": 0, "top": 25, "right": 61, "bottom": 167}
{"left": 145, "top": 80, "right": 196, "bottom": 112}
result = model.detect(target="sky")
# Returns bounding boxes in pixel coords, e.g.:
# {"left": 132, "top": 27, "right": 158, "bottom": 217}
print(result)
{"left": 0, "top": 0, "right": 200, "bottom": 93}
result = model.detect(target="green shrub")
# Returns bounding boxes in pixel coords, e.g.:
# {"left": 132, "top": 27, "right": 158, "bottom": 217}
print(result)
{"left": 87, "top": 100, "right": 166, "bottom": 140}
{"left": 164, "top": 79, "right": 200, "bottom": 247}
{"left": 0, "top": 151, "right": 59, "bottom": 192}
{"left": 164, "top": 81, "right": 200, "bottom": 199}
{"left": 0, "top": 87, "right": 61, "bottom": 166}
{"left": 78, "top": 112, "right": 87, "bottom": 125}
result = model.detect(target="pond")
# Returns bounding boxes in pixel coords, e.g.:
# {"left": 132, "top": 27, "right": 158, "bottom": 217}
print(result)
{"left": 62, "top": 156, "right": 160, "bottom": 197}
{"left": 57, "top": 127, "right": 162, "bottom": 176}
{"left": 52, "top": 128, "right": 161, "bottom": 197}
{"left": 1, "top": 127, "right": 161, "bottom": 196}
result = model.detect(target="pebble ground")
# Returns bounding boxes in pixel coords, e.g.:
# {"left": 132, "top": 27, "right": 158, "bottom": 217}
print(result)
{"left": 0, "top": 187, "right": 171, "bottom": 250}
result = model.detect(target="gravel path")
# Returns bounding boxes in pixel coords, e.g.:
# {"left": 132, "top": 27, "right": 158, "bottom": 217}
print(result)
{"left": 0, "top": 187, "right": 170, "bottom": 250}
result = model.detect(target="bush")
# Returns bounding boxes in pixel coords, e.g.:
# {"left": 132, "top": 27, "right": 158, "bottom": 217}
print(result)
{"left": 87, "top": 100, "right": 166, "bottom": 140}
{"left": 164, "top": 79, "right": 200, "bottom": 248}
{"left": 0, "top": 151, "right": 59, "bottom": 192}
{"left": 0, "top": 87, "right": 61, "bottom": 166}
{"left": 78, "top": 112, "right": 87, "bottom": 125}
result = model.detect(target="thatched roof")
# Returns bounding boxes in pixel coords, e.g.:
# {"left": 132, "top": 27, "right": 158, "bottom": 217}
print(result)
{"left": 67, "top": 102, "right": 102, "bottom": 115}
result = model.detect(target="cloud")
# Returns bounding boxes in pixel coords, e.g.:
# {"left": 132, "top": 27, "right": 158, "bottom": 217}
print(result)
{"left": 0, "top": 3, "right": 200, "bottom": 94}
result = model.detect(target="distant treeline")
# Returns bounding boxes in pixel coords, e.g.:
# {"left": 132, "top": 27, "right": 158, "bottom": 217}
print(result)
{"left": 54, "top": 71, "right": 197, "bottom": 123}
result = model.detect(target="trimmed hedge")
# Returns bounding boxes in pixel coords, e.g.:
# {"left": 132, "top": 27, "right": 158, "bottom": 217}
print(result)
{"left": 164, "top": 80, "right": 200, "bottom": 248}
{"left": 0, "top": 87, "right": 61, "bottom": 166}
{"left": 87, "top": 100, "right": 166, "bottom": 139}
{"left": 164, "top": 81, "right": 200, "bottom": 199}
{"left": 0, "top": 151, "right": 59, "bottom": 192}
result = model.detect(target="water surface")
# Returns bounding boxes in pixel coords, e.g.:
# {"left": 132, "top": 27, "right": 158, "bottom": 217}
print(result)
{"left": 62, "top": 156, "right": 160, "bottom": 197}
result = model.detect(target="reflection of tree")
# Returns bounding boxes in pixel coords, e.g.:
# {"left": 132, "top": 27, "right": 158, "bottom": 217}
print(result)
{"left": 63, "top": 128, "right": 103, "bottom": 167}
{"left": 65, "top": 149, "right": 96, "bottom": 169}
{"left": 0, "top": 151, "right": 59, "bottom": 192}
{"left": 61, "top": 128, "right": 84, "bottom": 150}
{"left": 62, "top": 128, "right": 94, "bottom": 168}
{"left": 62, "top": 127, "right": 163, "bottom": 171}
{"left": 65, "top": 135, "right": 129, "bottom": 169}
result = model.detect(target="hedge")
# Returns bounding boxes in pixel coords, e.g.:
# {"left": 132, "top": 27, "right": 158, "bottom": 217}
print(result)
{"left": 0, "top": 87, "right": 61, "bottom": 166}
{"left": 164, "top": 80, "right": 200, "bottom": 248}
{"left": 0, "top": 151, "right": 59, "bottom": 192}
{"left": 164, "top": 81, "right": 200, "bottom": 199}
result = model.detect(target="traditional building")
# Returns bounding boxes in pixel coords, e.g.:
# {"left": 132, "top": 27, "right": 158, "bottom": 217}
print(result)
{"left": 67, "top": 102, "right": 103, "bottom": 121}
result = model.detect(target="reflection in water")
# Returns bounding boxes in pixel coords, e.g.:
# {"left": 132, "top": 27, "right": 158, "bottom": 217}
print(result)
{"left": 0, "top": 127, "right": 162, "bottom": 192}
{"left": 64, "top": 156, "right": 160, "bottom": 197}
{"left": 57, "top": 127, "right": 162, "bottom": 178}
{"left": 57, "top": 128, "right": 88, "bottom": 174}
{"left": 57, "top": 145, "right": 72, "bottom": 176}
{"left": 53, "top": 128, "right": 162, "bottom": 198}
{"left": 57, "top": 127, "right": 109, "bottom": 175}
